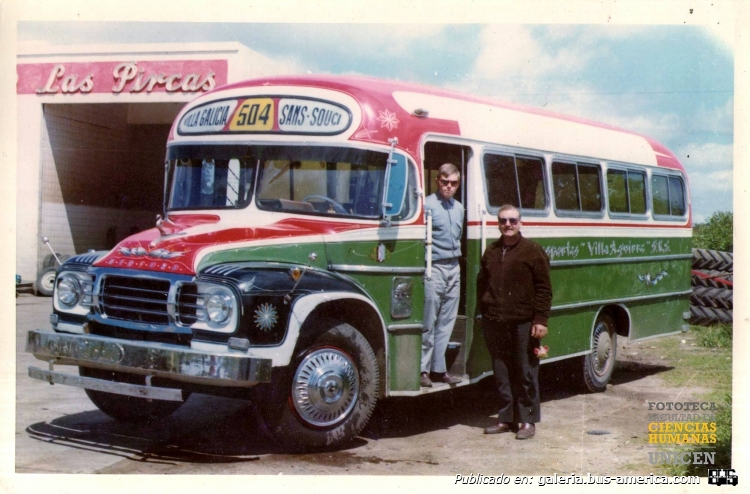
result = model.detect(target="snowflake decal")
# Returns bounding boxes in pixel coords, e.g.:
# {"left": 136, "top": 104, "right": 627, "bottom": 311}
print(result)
{"left": 377, "top": 109, "right": 400, "bottom": 131}
{"left": 253, "top": 303, "right": 278, "bottom": 332}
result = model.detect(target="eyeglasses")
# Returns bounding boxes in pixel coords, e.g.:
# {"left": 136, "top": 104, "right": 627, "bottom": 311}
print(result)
{"left": 499, "top": 217, "right": 519, "bottom": 225}
{"left": 439, "top": 178, "right": 459, "bottom": 187}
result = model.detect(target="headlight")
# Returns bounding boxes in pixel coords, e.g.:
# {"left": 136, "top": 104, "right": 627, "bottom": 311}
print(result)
{"left": 206, "top": 293, "right": 233, "bottom": 323}
{"left": 57, "top": 275, "right": 81, "bottom": 306}
{"left": 190, "top": 282, "right": 238, "bottom": 333}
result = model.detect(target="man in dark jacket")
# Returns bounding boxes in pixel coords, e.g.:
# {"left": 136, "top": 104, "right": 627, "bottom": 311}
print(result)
{"left": 477, "top": 204, "right": 552, "bottom": 439}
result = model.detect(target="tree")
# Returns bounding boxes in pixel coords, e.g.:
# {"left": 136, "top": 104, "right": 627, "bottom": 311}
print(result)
{"left": 693, "top": 211, "right": 733, "bottom": 252}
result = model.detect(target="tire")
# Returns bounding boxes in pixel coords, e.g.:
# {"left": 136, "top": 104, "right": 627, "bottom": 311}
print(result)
{"left": 33, "top": 267, "right": 57, "bottom": 297}
{"left": 689, "top": 305, "right": 733, "bottom": 326}
{"left": 581, "top": 313, "right": 617, "bottom": 392}
{"left": 42, "top": 254, "right": 69, "bottom": 269}
{"left": 692, "top": 248, "right": 733, "bottom": 272}
{"left": 257, "top": 321, "right": 379, "bottom": 452}
{"left": 79, "top": 367, "right": 188, "bottom": 424}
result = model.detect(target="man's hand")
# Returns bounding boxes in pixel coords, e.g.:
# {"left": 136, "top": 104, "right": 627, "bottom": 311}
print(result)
{"left": 531, "top": 324, "right": 547, "bottom": 339}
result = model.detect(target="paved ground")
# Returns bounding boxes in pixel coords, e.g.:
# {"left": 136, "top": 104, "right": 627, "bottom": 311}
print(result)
{"left": 14, "top": 293, "right": 709, "bottom": 477}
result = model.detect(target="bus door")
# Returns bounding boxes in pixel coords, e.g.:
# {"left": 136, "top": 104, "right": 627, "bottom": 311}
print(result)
{"left": 423, "top": 141, "right": 473, "bottom": 379}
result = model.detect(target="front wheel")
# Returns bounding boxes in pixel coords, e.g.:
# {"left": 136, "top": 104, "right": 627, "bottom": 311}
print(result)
{"left": 581, "top": 313, "right": 617, "bottom": 392}
{"left": 80, "top": 367, "right": 188, "bottom": 424}
{"left": 257, "top": 321, "right": 379, "bottom": 452}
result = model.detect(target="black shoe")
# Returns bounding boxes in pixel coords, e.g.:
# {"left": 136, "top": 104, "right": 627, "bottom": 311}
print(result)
{"left": 516, "top": 423, "right": 536, "bottom": 439}
{"left": 431, "top": 372, "right": 461, "bottom": 384}
{"left": 420, "top": 372, "right": 433, "bottom": 388}
{"left": 483, "top": 422, "right": 515, "bottom": 434}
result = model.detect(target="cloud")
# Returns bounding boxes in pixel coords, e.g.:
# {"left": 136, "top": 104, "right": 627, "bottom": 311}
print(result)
{"left": 678, "top": 142, "right": 733, "bottom": 170}
{"left": 473, "top": 25, "right": 601, "bottom": 84}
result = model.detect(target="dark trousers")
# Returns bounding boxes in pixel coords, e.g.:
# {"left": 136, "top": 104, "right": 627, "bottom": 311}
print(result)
{"left": 483, "top": 319, "right": 541, "bottom": 423}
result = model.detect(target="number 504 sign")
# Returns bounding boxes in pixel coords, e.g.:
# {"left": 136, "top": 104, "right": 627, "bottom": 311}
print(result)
{"left": 230, "top": 98, "right": 273, "bottom": 131}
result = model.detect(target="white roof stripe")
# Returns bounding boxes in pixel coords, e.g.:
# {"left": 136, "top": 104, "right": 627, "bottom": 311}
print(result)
{"left": 393, "top": 91, "right": 657, "bottom": 166}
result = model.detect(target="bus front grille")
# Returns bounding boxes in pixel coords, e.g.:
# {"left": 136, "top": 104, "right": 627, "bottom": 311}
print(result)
{"left": 100, "top": 275, "right": 172, "bottom": 325}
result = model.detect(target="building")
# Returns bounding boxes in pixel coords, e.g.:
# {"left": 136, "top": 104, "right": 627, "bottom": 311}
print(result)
{"left": 16, "top": 42, "right": 286, "bottom": 285}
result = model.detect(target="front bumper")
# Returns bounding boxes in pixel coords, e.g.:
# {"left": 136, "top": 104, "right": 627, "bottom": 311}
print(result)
{"left": 27, "top": 329, "right": 273, "bottom": 394}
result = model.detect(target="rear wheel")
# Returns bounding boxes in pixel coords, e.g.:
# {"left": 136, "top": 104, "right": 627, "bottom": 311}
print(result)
{"left": 80, "top": 367, "right": 188, "bottom": 423}
{"left": 257, "top": 321, "right": 379, "bottom": 452}
{"left": 581, "top": 313, "right": 617, "bottom": 392}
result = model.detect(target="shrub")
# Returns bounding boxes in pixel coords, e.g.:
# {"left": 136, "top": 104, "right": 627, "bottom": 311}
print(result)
{"left": 693, "top": 211, "right": 733, "bottom": 252}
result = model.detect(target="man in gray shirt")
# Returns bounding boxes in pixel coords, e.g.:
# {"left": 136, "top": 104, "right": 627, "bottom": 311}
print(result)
{"left": 421, "top": 163, "right": 464, "bottom": 387}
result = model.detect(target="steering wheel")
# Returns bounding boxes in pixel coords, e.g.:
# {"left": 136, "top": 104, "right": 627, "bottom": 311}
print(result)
{"left": 302, "top": 195, "right": 349, "bottom": 215}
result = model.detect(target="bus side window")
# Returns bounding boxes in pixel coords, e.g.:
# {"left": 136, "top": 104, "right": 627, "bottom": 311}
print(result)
{"left": 552, "top": 161, "right": 602, "bottom": 213}
{"left": 607, "top": 170, "right": 629, "bottom": 213}
{"left": 651, "top": 174, "right": 686, "bottom": 218}
{"left": 516, "top": 157, "right": 546, "bottom": 210}
{"left": 578, "top": 164, "right": 602, "bottom": 211}
{"left": 607, "top": 168, "right": 646, "bottom": 215}
{"left": 484, "top": 153, "right": 517, "bottom": 206}
{"left": 629, "top": 171, "right": 647, "bottom": 214}
{"left": 552, "top": 162, "right": 580, "bottom": 210}
{"left": 483, "top": 153, "right": 546, "bottom": 212}
{"left": 669, "top": 176, "right": 686, "bottom": 216}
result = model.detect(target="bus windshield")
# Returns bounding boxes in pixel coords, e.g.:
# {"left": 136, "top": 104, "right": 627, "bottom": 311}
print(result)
{"left": 167, "top": 145, "right": 389, "bottom": 218}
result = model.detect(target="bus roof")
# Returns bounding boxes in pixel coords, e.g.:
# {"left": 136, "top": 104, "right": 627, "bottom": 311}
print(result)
{"left": 177, "top": 74, "right": 686, "bottom": 174}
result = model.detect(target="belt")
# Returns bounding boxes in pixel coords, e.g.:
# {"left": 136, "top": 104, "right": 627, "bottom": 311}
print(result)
{"left": 433, "top": 257, "right": 459, "bottom": 265}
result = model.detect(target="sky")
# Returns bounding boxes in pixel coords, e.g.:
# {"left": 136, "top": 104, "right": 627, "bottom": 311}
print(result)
{"left": 15, "top": 16, "right": 735, "bottom": 223}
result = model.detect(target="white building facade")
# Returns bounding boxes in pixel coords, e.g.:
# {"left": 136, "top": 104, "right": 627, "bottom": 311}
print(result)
{"left": 16, "top": 42, "right": 284, "bottom": 284}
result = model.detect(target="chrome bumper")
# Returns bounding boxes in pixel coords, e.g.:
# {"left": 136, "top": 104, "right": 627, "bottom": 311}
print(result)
{"left": 26, "top": 329, "right": 273, "bottom": 389}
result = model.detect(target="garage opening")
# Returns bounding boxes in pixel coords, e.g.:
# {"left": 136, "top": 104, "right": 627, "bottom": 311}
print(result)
{"left": 40, "top": 102, "right": 184, "bottom": 265}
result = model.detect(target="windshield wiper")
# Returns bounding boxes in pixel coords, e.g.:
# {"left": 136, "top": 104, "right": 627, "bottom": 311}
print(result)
{"left": 268, "top": 162, "right": 291, "bottom": 185}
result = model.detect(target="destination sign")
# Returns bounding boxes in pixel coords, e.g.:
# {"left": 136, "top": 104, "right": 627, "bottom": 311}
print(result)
{"left": 176, "top": 96, "right": 352, "bottom": 136}
{"left": 178, "top": 100, "right": 239, "bottom": 134}
{"left": 277, "top": 98, "right": 350, "bottom": 133}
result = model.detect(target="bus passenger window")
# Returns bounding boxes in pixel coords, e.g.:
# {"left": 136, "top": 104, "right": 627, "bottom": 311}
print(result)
{"left": 484, "top": 153, "right": 546, "bottom": 212}
{"left": 484, "top": 154, "right": 517, "bottom": 206}
{"left": 552, "top": 161, "right": 602, "bottom": 213}
{"left": 516, "top": 157, "right": 546, "bottom": 210}
{"left": 651, "top": 174, "right": 686, "bottom": 217}
{"left": 607, "top": 170, "right": 629, "bottom": 213}
{"left": 669, "top": 176, "right": 686, "bottom": 216}
{"left": 629, "top": 172, "right": 647, "bottom": 214}
{"left": 578, "top": 165, "right": 602, "bottom": 211}
{"left": 552, "top": 162, "right": 580, "bottom": 211}
{"left": 651, "top": 175, "right": 670, "bottom": 215}
{"left": 607, "top": 169, "right": 646, "bottom": 215}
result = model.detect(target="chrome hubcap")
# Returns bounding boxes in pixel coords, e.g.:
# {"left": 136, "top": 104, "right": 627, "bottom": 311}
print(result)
{"left": 292, "top": 348, "right": 359, "bottom": 427}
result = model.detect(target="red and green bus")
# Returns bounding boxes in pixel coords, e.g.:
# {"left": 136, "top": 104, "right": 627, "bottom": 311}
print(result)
{"left": 28, "top": 75, "right": 692, "bottom": 450}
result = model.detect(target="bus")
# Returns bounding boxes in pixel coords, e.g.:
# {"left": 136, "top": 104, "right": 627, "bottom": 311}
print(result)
{"left": 27, "top": 75, "right": 692, "bottom": 451}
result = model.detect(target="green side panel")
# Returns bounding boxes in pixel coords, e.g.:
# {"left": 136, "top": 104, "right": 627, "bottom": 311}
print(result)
{"left": 387, "top": 333, "right": 421, "bottom": 391}
{"left": 462, "top": 235, "right": 692, "bottom": 380}
{"left": 324, "top": 238, "right": 425, "bottom": 326}
{"left": 197, "top": 242, "right": 330, "bottom": 271}
{"left": 467, "top": 310, "right": 597, "bottom": 378}
{"left": 543, "top": 309, "right": 598, "bottom": 356}
{"left": 325, "top": 237, "right": 426, "bottom": 392}
{"left": 627, "top": 297, "right": 690, "bottom": 340}
{"left": 543, "top": 236, "right": 692, "bottom": 306}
